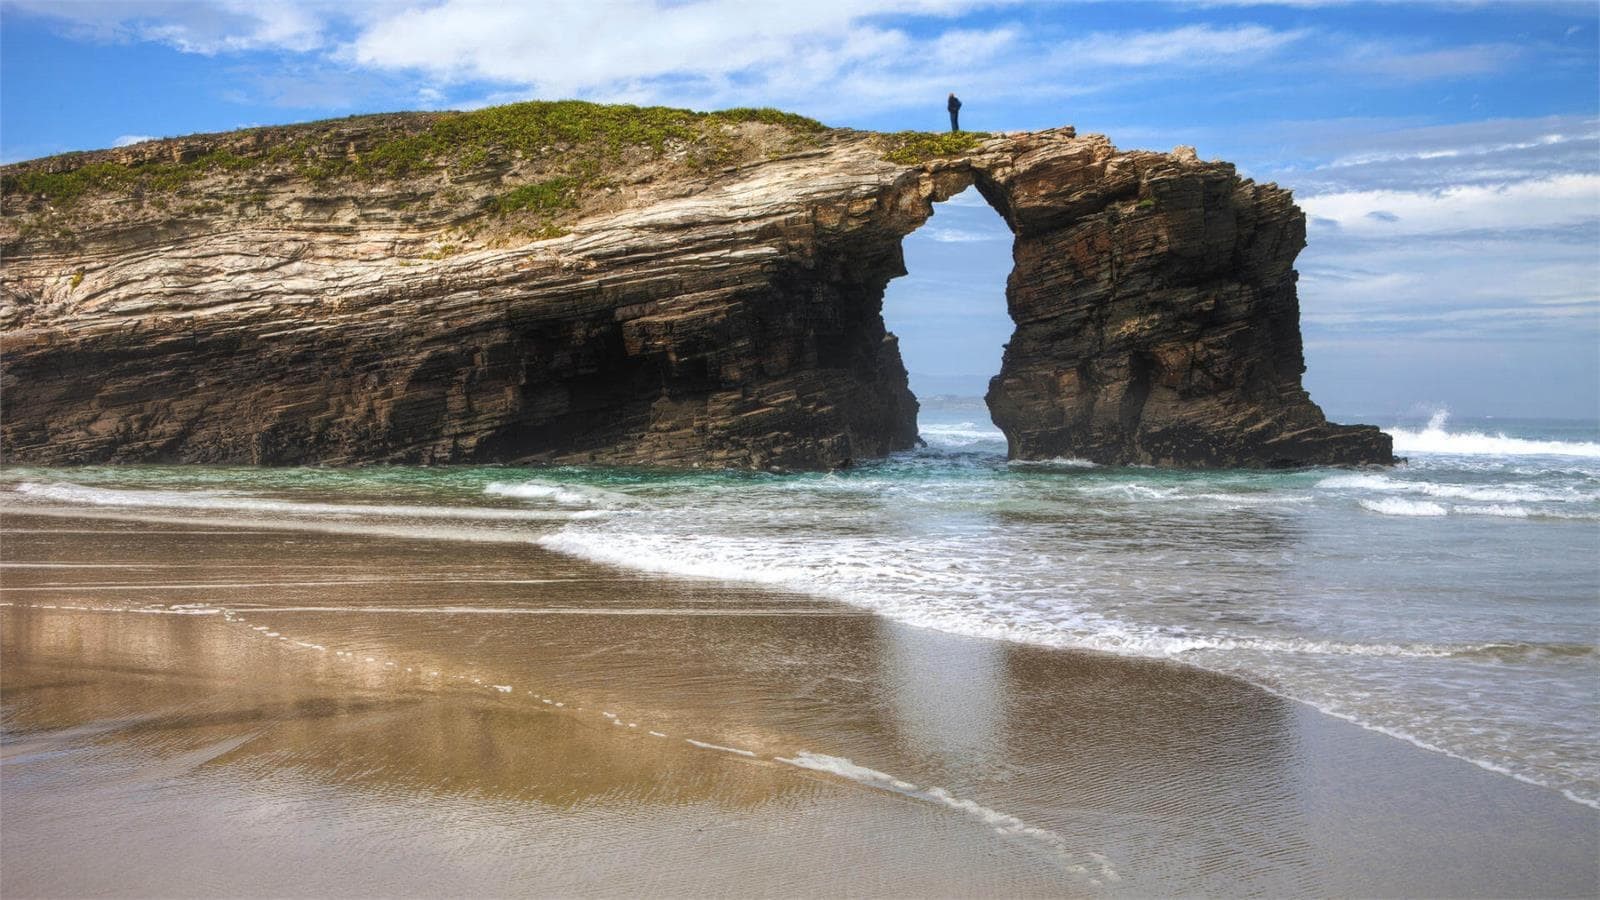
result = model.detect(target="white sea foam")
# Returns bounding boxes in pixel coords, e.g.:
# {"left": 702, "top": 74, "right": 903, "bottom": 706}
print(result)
{"left": 535, "top": 501, "right": 1600, "bottom": 808}
{"left": 539, "top": 531, "right": 813, "bottom": 592}
{"left": 1009, "top": 457, "right": 1100, "bottom": 470}
{"left": 1318, "top": 472, "right": 1593, "bottom": 504}
{"left": 0, "top": 500, "right": 599, "bottom": 545}
{"left": 1074, "top": 483, "right": 1185, "bottom": 502}
{"left": 1359, "top": 497, "right": 1448, "bottom": 517}
{"left": 776, "top": 751, "right": 1117, "bottom": 881}
{"left": 483, "top": 481, "right": 627, "bottom": 507}
{"left": 919, "top": 422, "right": 1006, "bottom": 448}
{"left": 1386, "top": 410, "right": 1600, "bottom": 458}
{"left": 535, "top": 530, "right": 1516, "bottom": 661}
{"left": 5, "top": 603, "right": 224, "bottom": 616}
{"left": 685, "top": 739, "right": 756, "bottom": 758}
{"left": 1454, "top": 504, "right": 1532, "bottom": 518}
{"left": 1329, "top": 477, "right": 1590, "bottom": 518}
{"left": 133, "top": 604, "right": 847, "bottom": 617}
{"left": 1246, "top": 680, "right": 1600, "bottom": 811}
{"left": 9, "top": 482, "right": 592, "bottom": 522}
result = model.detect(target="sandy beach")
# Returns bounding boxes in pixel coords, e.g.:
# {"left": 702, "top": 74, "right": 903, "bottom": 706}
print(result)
{"left": 2, "top": 510, "right": 1595, "bottom": 897}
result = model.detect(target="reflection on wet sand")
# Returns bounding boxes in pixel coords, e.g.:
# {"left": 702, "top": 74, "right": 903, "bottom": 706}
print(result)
{"left": 3, "top": 514, "right": 1597, "bottom": 897}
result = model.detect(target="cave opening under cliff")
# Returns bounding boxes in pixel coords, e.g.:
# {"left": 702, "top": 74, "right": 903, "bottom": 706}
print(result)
{"left": 881, "top": 184, "right": 1015, "bottom": 439}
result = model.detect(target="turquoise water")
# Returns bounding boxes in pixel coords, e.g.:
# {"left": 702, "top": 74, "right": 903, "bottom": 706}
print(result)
{"left": 3, "top": 406, "right": 1597, "bottom": 807}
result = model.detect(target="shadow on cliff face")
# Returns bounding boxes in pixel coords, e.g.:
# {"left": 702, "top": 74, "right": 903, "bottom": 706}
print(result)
{"left": 881, "top": 184, "right": 1016, "bottom": 434}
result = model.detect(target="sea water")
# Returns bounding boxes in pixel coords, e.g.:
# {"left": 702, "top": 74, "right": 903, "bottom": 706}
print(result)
{"left": 3, "top": 406, "right": 1596, "bottom": 808}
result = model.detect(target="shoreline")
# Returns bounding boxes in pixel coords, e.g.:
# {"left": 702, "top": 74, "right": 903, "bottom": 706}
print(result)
{"left": 3, "top": 510, "right": 1598, "bottom": 896}
{"left": 9, "top": 495, "right": 1597, "bottom": 811}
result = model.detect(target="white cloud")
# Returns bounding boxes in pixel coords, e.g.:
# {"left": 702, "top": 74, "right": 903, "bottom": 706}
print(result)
{"left": 12, "top": 1, "right": 1488, "bottom": 124}
{"left": 1342, "top": 42, "right": 1520, "bottom": 81}
{"left": 1060, "top": 24, "right": 1309, "bottom": 67}
{"left": 1324, "top": 131, "right": 1584, "bottom": 170}
{"left": 925, "top": 227, "right": 1007, "bottom": 242}
{"left": 1305, "top": 238, "right": 1599, "bottom": 308}
{"left": 332, "top": 3, "right": 1287, "bottom": 119}
{"left": 1298, "top": 215, "right": 1600, "bottom": 354}
{"left": 1300, "top": 174, "right": 1600, "bottom": 236}
{"left": 331, "top": 10, "right": 1314, "bottom": 119}
{"left": 112, "top": 134, "right": 157, "bottom": 147}
{"left": 340, "top": 1, "right": 991, "bottom": 93}
{"left": 939, "top": 188, "right": 994, "bottom": 208}
{"left": 1305, "top": 302, "right": 1598, "bottom": 329}
{"left": 929, "top": 25, "right": 1021, "bottom": 65}
{"left": 1295, "top": 160, "right": 1599, "bottom": 356}
{"left": 5, "top": 0, "right": 336, "bottom": 54}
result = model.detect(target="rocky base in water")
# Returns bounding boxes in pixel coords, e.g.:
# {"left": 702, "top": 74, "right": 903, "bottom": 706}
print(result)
{"left": 0, "top": 102, "right": 1391, "bottom": 470}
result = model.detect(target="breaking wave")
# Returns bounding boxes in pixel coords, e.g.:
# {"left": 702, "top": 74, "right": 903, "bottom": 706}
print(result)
{"left": 1321, "top": 468, "right": 1598, "bottom": 519}
{"left": 483, "top": 481, "right": 630, "bottom": 508}
{"left": 1318, "top": 471, "right": 1595, "bottom": 504}
{"left": 1359, "top": 497, "right": 1449, "bottom": 517}
{"left": 918, "top": 421, "right": 1006, "bottom": 448}
{"left": 1386, "top": 411, "right": 1600, "bottom": 458}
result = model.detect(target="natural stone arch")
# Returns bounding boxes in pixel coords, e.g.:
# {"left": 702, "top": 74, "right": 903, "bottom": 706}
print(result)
{"left": 0, "top": 119, "right": 1389, "bottom": 470}
{"left": 882, "top": 131, "right": 1391, "bottom": 468}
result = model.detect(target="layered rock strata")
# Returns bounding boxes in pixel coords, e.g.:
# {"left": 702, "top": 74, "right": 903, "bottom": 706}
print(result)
{"left": 0, "top": 106, "right": 1391, "bottom": 469}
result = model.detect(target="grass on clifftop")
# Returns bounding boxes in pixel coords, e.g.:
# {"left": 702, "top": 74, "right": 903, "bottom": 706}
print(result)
{"left": 1, "top": 101, "right": 830, "bottom": 206}
{"left": 879, "top": 130, "right": 990, "bottom": 164}
{"left": 305, "top": 102, "right": 826, "bottom": 181}
{"left": 4, "top": 150, "right": 256, "bottom": 206}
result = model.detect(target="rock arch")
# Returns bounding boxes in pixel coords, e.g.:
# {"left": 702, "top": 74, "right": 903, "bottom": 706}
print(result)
{"left": 0, "top": 124, "right": 1391, "bottom": 469}
{"left": 882, "top": 131, "right": 1392, "bottom": 468}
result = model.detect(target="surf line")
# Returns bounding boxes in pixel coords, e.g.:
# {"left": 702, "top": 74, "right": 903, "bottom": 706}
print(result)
{"left": 684, "top": 738, "right": 757, "bottom": 758}
{"left": 774, "top": 749, "right": 1119, "bottom": 883}
{"left": 210, "top": 599, "right": 1124, "bottom": 872}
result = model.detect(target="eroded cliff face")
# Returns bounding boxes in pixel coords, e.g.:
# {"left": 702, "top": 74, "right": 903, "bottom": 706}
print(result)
{"left": 970, "top": 137, "right": 1393, "bottom": 467}
{"left": 0, "top": 104, "right": 1391, "bottom": 469}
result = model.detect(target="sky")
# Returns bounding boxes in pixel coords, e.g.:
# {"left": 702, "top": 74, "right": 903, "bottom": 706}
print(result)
{"left": 2, "top": 1, "right": 1596, "bottom": 420}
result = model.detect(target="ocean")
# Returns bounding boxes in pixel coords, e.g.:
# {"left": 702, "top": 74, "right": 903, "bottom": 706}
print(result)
{"left": 3, "top": 405, "right": 1596, "bottom": 811}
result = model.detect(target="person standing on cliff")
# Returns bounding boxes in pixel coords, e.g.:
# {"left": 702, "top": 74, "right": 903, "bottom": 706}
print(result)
{"left": 948, "top": 93, "right": 962, "bottom": 133}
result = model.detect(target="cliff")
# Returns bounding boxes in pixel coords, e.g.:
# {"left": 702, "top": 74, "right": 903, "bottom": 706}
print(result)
{"left": 0, "top": 101, "right": 1392, "bottom": 470}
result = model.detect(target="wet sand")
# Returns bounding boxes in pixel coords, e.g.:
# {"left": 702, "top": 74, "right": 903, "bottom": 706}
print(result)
{"left": 3, "top": 512, "right": 1597, "bottom": 897}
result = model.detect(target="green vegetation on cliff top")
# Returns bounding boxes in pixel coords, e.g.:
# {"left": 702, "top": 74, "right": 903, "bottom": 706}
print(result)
{"left": 879, "top": 130, "right": 991, "bottom": 165}
{"left": 2, "top": 100, "right": 990, "bottom": 211}
{"left": 1, "top": 101, "right": 829, "bottom": 205}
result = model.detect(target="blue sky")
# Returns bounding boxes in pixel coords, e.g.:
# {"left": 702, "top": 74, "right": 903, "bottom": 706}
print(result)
{"left": 3, "top": 1, "right": 1596, "bottom": 419}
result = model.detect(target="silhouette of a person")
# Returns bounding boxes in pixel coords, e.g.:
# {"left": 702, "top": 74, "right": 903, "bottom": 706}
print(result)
{"left": 948, "top": 93, "right": 962, "bottom": 133}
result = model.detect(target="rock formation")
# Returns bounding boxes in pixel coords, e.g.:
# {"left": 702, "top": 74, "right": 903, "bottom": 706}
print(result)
{"left": 0, "top": 102, "right": 1392, "bottom": 470}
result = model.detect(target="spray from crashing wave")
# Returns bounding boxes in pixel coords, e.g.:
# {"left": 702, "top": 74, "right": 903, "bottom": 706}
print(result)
{"left": 1386, "top": 410, "right": 1600, "bottom": 458}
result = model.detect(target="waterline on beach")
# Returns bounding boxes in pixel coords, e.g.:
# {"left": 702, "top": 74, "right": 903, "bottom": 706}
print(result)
{"left": 2, "top": 408, "right": 1596, "bottom": 810}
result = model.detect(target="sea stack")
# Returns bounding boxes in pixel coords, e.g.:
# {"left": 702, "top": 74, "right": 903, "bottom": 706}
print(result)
{"left": 0, "top": 102, "right": 1393, "bottom": 470}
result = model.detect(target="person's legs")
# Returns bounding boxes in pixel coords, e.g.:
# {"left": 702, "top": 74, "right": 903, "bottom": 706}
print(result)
{"left": 950, "top": 111, "right": 959, "bottom": 133}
